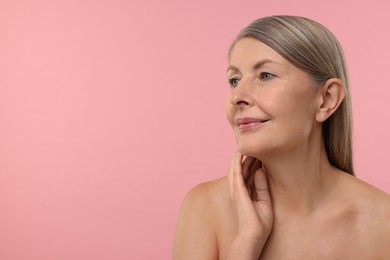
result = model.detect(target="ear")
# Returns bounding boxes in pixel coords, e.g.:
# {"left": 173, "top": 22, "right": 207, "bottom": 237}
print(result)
{"left": 316, "top": 78, "right": 345, "bottom": 123}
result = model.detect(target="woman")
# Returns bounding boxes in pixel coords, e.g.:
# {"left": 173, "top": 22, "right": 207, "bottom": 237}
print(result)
{"left": 173, "top": 15, "right": 390, "bottom": 259}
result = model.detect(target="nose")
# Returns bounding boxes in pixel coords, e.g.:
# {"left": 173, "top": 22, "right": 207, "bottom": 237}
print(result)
{"left": 230, "top": 81, "right": 254, "bottom": 107}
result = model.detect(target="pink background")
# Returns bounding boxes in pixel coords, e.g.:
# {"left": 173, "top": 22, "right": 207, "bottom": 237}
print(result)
{"left": 1, "top": 0, "right": 389, "bottom": 259}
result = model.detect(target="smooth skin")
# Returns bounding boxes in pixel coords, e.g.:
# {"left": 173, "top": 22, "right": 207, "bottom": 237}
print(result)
{"left": 173, "top": 38, "right": 390, "bottom": 259}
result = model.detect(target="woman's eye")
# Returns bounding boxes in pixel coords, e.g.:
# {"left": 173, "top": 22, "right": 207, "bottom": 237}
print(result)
{"left": 260, "top": 72, "right": 274, "bottom": 80}
{"left": 229, "top": 78, "right": 240, "bottom": 87}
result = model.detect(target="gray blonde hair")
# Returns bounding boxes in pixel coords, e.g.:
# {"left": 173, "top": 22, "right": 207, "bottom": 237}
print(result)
{"left": 231, "top": 15, "right": 354, "bottom": 176}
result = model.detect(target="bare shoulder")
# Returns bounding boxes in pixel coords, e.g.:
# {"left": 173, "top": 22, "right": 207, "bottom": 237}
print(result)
{"left": 180, "top": 176, "right": 229, "bottom": 213}
{"left": 189, "top": 175, "right": 229, "bottom": 198}
{"left": 173, "top": 176, "right": 230, "bottom": 260}
{"left": 341, "top": 172, "right": 390, "bottom": 220}
{"left": 338, "top": 173, "right": 390, "bottom": 255}
{"left": 343, "top": 173, "right": 390, "bottom": 213}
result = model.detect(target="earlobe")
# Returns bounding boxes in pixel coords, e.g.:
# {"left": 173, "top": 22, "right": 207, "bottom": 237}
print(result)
{"left": 316, "top": 78, "right": 345, "bottom": 122}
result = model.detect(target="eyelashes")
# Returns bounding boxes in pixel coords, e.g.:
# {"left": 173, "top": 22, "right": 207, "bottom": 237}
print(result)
{"left": 228, "top": 72, "right": 275, "bottom": 87}
{"left": 229, "top": 78, "right": 240, "bottom": 87}
{"left": 260, "top": 72, "right": 274, "bottom": 80}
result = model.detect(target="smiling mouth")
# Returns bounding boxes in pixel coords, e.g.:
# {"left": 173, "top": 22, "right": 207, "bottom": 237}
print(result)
{"left": 237, "top": 118, "right": 269, "bottom": 130}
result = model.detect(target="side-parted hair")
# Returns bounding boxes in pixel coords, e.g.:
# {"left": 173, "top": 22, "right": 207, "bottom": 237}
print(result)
{"left": 231, "top": 15, "right": 354, "bottom": 176}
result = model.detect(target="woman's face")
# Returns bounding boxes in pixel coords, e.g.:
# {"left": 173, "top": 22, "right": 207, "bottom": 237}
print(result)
{"left": 226, "top": 37, "right": 321, "bottom": 158}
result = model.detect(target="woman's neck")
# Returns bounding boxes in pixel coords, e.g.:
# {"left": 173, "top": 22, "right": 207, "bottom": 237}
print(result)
{"left": 260, "top": 137, "right": 340, "bottom": 218}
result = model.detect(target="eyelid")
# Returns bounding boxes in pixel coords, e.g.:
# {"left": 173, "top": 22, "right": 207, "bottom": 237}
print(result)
{"left": 228, "top": 77, "right": 240, "bottom": 87}
{"left": 260, "top": 72, "right": 275, "bottom": 80}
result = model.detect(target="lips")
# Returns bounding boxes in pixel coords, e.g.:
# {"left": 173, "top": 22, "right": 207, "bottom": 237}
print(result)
{"left": 236, "top": 117, "right": 269, "bottom": 130}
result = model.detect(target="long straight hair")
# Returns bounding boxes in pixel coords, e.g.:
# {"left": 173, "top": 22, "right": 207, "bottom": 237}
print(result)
{"left": 231, "top": 15, "right": 354, "bottom": 176}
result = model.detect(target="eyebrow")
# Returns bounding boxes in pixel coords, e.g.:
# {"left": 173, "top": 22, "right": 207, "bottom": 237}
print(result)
{"left": 226, "top": 59, "right": 277, "bottom": 73}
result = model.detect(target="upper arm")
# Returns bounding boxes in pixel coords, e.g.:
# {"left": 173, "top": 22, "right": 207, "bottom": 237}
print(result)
{"left": 173, "top": 183, "right": 219, "bottom": 260}
{"left": 374, "top": 200, "right": 390, "bottom": 257}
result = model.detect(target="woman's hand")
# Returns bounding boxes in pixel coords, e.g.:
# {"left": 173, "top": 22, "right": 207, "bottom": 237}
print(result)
{"left": 227, "top": 152, "right": 273, "bottom": 259}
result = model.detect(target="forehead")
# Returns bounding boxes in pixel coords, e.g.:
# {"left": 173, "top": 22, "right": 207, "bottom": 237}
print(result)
{"left": 229, "top": 38, "right": 287, "bottom": 67}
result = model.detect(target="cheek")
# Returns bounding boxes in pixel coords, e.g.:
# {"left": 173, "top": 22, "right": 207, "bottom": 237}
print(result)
{"left": 280, "top": 98, "right": 318, "bottom": 137}
{"left": 225, "top": 101, "right": 235, "bottom": 125}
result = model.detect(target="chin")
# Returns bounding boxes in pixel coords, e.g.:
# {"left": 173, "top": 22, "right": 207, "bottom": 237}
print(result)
{"left": 237, "top": 136, "right": 282, "bottom": 159}
{"left": 237, "top": 142, "right": 264, "bottom": 159}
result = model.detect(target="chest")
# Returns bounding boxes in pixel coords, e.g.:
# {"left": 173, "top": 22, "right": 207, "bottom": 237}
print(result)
{"left": 216, "top": 215, "right": 371, "bottom": 260}
{"left": 259, "top": 226, "right": 369, "bottom": 259}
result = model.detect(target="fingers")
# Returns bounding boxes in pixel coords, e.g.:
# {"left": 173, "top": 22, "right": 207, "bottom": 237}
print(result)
{"left": 228, "top": 152, "right": 262, "bottom": 201}
{"left": 253, "top": 168, "right": 273, "bottom": 233}
{"left": 242, "top": 156, "right": 257, "bottom": 182}
{"left": 247, "top": 159, "right": 262, "bottom": 199}
{"left": 253, "top": 168, "right": 271, "bottom": 204}
{"left": 228, "top": 152, "right": 244, "bottom": 198}
{"left": 251, "top": 160, "right": 262, "bottom": 172}
{"left": 228, "top": 152, "right": 274, "bottom": 239}
{"left": 249, "top": 159, "right": 262, "bottom": 183}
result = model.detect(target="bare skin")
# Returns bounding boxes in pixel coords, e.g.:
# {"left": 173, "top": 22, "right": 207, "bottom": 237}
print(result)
{"left": 173, "top": 169, "right": 390, "bottom": 259}
{"left": 173, "top": 38, "right": 390, "bottom": 259}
